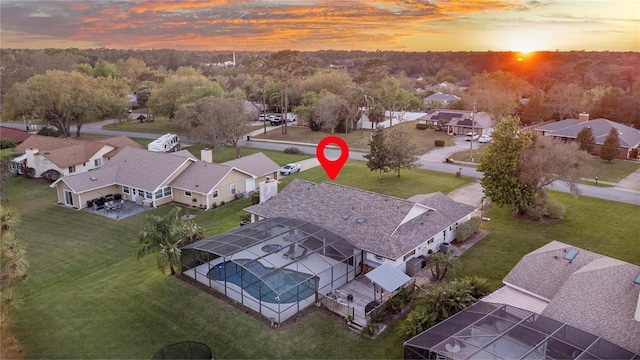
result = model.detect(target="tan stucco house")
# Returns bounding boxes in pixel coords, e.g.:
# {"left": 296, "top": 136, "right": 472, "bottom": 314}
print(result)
{"left": 50, "top": 147, "right": 280, "bottom": 210}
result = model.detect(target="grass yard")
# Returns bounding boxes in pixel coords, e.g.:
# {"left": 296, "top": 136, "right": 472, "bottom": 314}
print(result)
{"left": 5, "top": 177, "right": 405, "bottom": 359}
{"left": 457, "top": 192, "right": 640, "bottom": 289}
{"left": 254, "top": 121, "right": 454, "bottom": 152}
{"left": 185, "top": 145, "right": 313, "bottom": 165}
{"left": 4, "top": 157, "right": 639, "bottom": 358}
{"left": 102, "top": 116, "right": 181, "bottom": 134}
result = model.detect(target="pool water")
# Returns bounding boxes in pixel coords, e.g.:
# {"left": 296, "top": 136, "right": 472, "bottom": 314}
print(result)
{"left": 207, "top": 260, "right": 318, "bottom": 304}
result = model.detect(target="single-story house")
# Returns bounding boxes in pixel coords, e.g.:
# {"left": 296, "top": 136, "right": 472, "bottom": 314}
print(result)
{"left": 535, "top": 113, "right": 640, "bottom": 159}
{"left": 420, "top": 110, "right": 494, "bottom": 136}
{"left": 13, "top": 135, "right": 142, "bottom": 180}
{"left": 480, "top": 241, "right": 640, "bottom": 355}
{"left": 179, "top": 179, "right": 476, "bottom": 324}
{"left": 422, "top": 92, "right": 461, "bottom": 110}
{"left": 220, "top": 152, "right": 280, "bottom": 192}
{"left": 50, "top": 147, "right": 276, "bottom": 210}
{"left": 245, "top": 179, "right": 477, "bottom": 274}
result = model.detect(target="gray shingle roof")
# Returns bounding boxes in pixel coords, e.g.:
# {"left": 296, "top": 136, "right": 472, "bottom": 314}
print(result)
{"left": 536, "top": 118, "right": 640, "bottom": 148}
{"left": 221, "top": 152, "right": 280, "bottom": 178}
{"left": 59, "top": 147, "right": 195, "bottom": 193}
{"left": 503, "top": 241, "right": 640, "bottom": 354}
{"left": 170, "top": 162, "right": 234, "bottom": 194}
{"left": 423, "top": 92, "right": 460, "bottom": 102}
{"left": 244, "top": 179, "right": 475, "bottom": 259}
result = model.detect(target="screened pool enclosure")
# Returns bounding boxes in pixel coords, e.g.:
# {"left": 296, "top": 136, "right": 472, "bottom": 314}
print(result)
{"left": 181, "top": 217, "right": 362, "bottom": 323}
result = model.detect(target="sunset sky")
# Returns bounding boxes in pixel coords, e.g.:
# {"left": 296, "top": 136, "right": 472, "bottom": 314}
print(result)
{"left": 1, "top": 0, "right": 638, "bottom": 52}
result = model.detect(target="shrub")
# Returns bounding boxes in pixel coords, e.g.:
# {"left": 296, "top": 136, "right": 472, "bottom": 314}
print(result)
{"left": 545, "top": 199, "right": 566, "bottom": 219}
{"left": 456, "top": 216, "right": 481, "bottom": 243}
{"left": 220, "top": 201, "right": 226, "bottom": 206}
{"left": 362, "top": 323, "right": 379, "bottom": 336}
{"left": 37, "top": 126, "right": 61, "bottom": 137}
{"left": 211, "top": 202, "right": 217, "bottom": 208}
{"left": 415, "top": 123, "right": 428, "bottom": 130}
{"left": 239, "top": 213, "right": 251, "bottom": 222}
{"left": 0, "top": 138, "right": 17, "bottom": 149}
{"left": 284, "top": 147, "right": 302, "bottom": 154}
{"left": 524, "top": 203, "right": 546, "bottom": 221}
{"left": 251, "top": 190, "right": 260, "bottom": 205}
{"left": 434, "top": 139, "right": 445, "bottom": 147}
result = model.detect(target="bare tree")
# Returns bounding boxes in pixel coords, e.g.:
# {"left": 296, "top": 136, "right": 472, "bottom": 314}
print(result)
{"left": 547, "top": 83, "right": 585, "bottom": 120}
{"left": 467, "top": 70, "right": 529, "bottom": 124}
{"left": 518, "top": 135, "right": 591, "bottom": 200}
{"left": 174, "top": 97, "right": 247, "bottom": 158}
{"left": 314, "top": 93, "right": 349, "bottom": 134}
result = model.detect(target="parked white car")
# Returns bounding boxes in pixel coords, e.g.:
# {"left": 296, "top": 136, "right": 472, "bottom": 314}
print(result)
{"left": 465, "top": 132, "right": 479, "bottom": 141}
{"left": 478, "top": 135, "right": 493, "bottom": 143}
{"left": 279, "top": 163, "right": 301, "bottom": 176}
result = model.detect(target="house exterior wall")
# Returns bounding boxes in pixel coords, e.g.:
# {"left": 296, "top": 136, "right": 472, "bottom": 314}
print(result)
{"left": 210, "top": 170, "right": 250, "bottom": 204}
{"left": 172, "top": 190, "right": 208, "bottom": 209}
{"left": 55, "top": 183, "right": 120, "bottom": 209}
{"left": 26, "top": 146, "right": 113, "bottom": 178}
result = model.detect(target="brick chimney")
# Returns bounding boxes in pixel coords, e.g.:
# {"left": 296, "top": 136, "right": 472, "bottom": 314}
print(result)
{"left": 200, "top": 148, "right": 213, "bottom": 163}
{"left": 578, "top": 113, "right": 589, "bottom": 123}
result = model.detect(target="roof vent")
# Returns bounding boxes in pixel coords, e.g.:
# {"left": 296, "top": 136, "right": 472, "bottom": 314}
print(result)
{"left": 563, "top": 248, "right": 579, "bottom": 262}
{"left": 342, "top": 213, "right": 350, "bottom": 220}
{"left": 357, "top": 217, "right": 366, "bottom": 224}
{"left": 90, "top": 176, "right": 97, "bottom": 181}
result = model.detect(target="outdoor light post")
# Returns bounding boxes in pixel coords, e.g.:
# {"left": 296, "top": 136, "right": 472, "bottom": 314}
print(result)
{"left": 469, "top": 100, "right": 477, "bottom": 162}
{"left": 595, "top": 177, "right": 598, "bottom": 186}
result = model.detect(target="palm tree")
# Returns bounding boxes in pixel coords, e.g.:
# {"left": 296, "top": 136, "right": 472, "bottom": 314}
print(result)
{"left": 0, "top": 232, "right": 28, "bottom": 285}
{"left": 429, "top": 252, "right": 462, "bottom": 281}
{"left": 0, "top": 205, "right": 18, "bottom": 237}
{"left": 138, "top": 207, "right": 204, "bottom": 275}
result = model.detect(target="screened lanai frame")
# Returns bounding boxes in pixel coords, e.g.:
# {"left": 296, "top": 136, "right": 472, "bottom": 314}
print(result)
{"left": 403, "top": 302, "right": 640, "bottom": 360}
{"left": 181, "top": 217, "right": 363, "bottom": 323}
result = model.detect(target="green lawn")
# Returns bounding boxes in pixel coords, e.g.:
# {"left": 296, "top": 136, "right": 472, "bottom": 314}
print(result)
{"left": 254, "top": 121, "right": 454, "bottom": 152}
{"left": 4, "top": 158, "right": 639, "bottom": 359}
{"left": 457, "top": 192, "right": 640, "bottom": 289}
{"left": 185, "top": 145, "right": 313, "bottom": 166}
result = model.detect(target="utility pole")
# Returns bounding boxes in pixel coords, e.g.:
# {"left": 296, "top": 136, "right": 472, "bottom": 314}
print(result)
{"left": 469, "top": 100, "right": 477, "bottom": 162}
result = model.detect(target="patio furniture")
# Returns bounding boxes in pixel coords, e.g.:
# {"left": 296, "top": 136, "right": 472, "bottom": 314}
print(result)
{"left": 282, "top": 244, "right": 296, "bottom": 258}
{"left": 114, "top": 194, "right": 122, "bottom": 201}
{"left": 105, "top": 194, "right": 114, "bottom": 202}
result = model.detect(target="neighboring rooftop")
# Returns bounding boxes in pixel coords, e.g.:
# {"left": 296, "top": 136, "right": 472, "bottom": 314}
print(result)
{"left": 493, "top": 241, "right": 640, "bottom": 354}
{"left": 221, "top": 152, "right": 280, "bottom": 178}
{"left": 535, "top": 118, "right": 640, "bottom": 148}
{"left": 0, "top": 126, "right": 32, "bottom": 144}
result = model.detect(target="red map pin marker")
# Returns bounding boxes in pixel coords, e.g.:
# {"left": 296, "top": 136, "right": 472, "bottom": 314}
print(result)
{"left": 316, "top": 136, "right": 349, "bottom": 180}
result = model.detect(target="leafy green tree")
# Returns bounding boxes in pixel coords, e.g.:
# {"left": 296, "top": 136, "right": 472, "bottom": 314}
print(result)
{"left": 386, "top": 126, "right": 420, "bottom": 177}
{"left": 148, "top": 66, "right": 210, "bottom": 118}
{"left": 478, "top": 115, "right": 535, "bottom": 213}
{"left": 2, "top": 70, "right": 129, "bottom": 137}
{"left": 175, "top": 82, "right": 225, "bottom": 107}
{"left": 137, "top": 207, "right": 204, "bottom": 275}
{"left": 354, "top": 58, "right": 388, "bottom": 135}
{"left": 293, "top": 91, "right": 319, "bottom": 128}
{"left": 429, "top": 252, "right": 462, "bottom": 282}
{"left": 600, "top": 127, "right": 620, "bottom": 162}
{"left": 364, "top": 127, "right": 389, "bottom": 180}
{"left": 93, "top": 60, "right": 122, "bottom": 79}
{"left": 576, "top": 126, "right": 596, "bottom": 153}
{"left": 379, "top": 76, "right": 411, "bottom": 126}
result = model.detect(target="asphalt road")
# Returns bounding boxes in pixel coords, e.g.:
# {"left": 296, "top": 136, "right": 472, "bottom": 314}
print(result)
{"left": 2, "top": 121, "right": 638, "bottom": 206}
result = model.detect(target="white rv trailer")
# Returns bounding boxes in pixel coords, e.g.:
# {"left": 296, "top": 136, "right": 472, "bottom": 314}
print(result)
{"left": 147, "top": 133, "right": 180, "bottom": 152}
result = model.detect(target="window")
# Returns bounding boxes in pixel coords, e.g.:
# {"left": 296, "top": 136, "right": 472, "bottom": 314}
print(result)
{"left": 94, "top": 158, "right": 101, "bottom": 167}
{"left": 123, "top": 186, "right": 130, "bottom": 194}
{"left": 163, "top": 187, "right": 172, "bottom": 197}
{"left": 427, "top": 238, "right": 434, "bottom": 244}
{"left": 145, "top": 192, "right": 152, "bottom": 199}
{"left": 212, "top": 189, "right": 219, "bottom": 198}
{"left": 155, "top": 189, "right": 163, "bottom": 199}
{"left": 230, "top": 184, "right": 236, "bottom": 195}
{"left": 137, "top": 189, "right": 145, "bottom": 196}
{"left": 68, "top": 166, "right": 76, "bottom": 173}
{"left": 185, "top": 191, "right": 192, "bottom": 197}
{"left": 403, "top": 249, "right": 416, "bottom": 261}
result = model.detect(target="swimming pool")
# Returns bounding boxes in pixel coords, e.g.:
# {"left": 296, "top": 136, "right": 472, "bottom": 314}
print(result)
{"left": 207, "top": 260, "right": 318, "bottom": 304}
